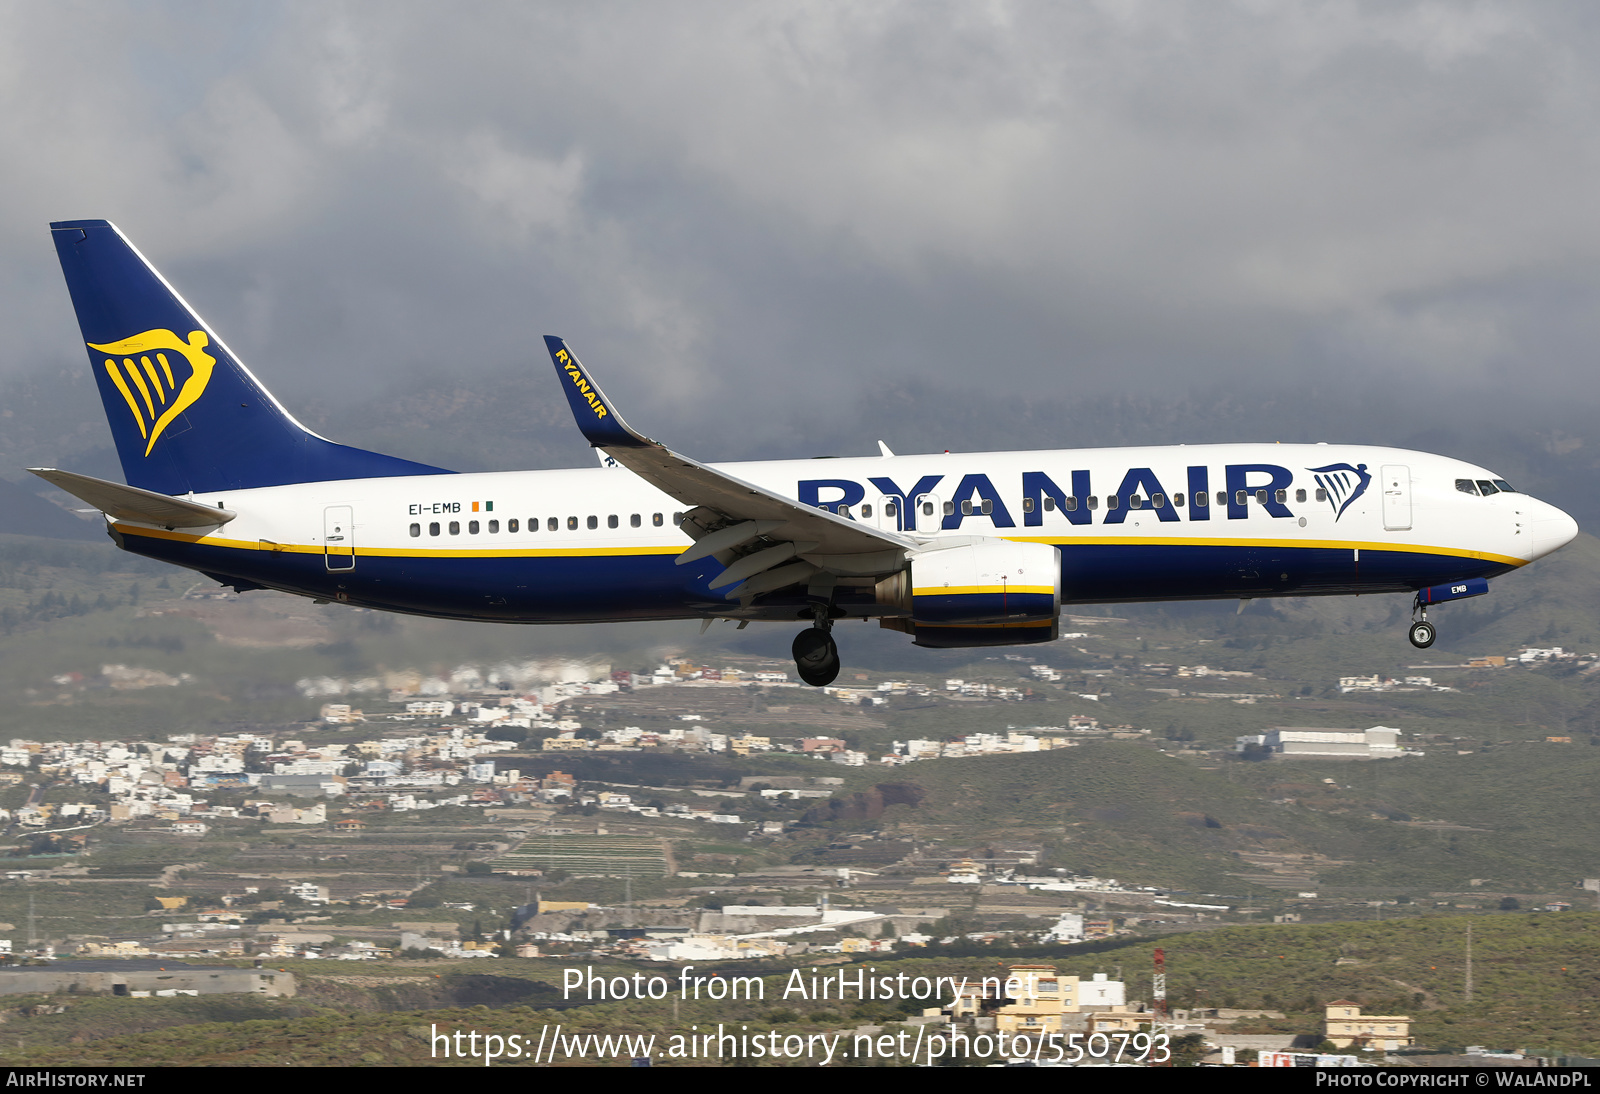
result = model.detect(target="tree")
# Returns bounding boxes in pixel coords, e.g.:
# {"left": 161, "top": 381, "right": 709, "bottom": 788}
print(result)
{"left": 1168, "top": 1033, "right": 1209, "bottom": 1067}
{"left": 1499, "top": 897, "right": 1521, "bottom": 911}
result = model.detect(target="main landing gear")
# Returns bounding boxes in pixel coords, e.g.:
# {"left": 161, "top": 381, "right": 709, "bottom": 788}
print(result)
{"left": 1408, "top": 596, "right": 1436, "bottom": 650}
{"left": 793, "top": 607, "right": 840, "bottom": 687}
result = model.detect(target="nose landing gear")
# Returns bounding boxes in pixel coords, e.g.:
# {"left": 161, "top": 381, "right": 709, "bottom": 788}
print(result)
{"left": 793, "top": 607, "right": 840, "bottom": 687}
{"left": 1407, "top": 578, "right": 1491, "bottom": 649}
{"left": 1408, "top": 595, "right": 1436, "bottom": 649}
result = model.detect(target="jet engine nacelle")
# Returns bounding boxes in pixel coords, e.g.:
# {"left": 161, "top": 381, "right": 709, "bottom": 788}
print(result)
{"left": 877, "top": 538, "right": 1061, "bottom": 648}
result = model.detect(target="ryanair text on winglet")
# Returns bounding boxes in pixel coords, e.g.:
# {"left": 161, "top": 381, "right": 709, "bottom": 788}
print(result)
{"left": 557, "top": 349, "right": 608, "bottom": 421}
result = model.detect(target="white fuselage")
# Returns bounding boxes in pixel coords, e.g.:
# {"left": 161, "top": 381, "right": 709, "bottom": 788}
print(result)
{"left": 107, "top": 442, "right": 1576, "bottom": 624}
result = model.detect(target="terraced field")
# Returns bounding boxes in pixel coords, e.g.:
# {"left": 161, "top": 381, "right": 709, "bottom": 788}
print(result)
{"left": 492, "top": 834, "right": 671, "bottom": 877}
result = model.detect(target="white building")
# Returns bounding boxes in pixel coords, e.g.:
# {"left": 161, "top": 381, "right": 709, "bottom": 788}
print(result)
{"left": 1079, "top": 972, "right": 1126, "bottom": 1009}
{"left": 1237, "top": 726, "right": 1405, "bottom": 759}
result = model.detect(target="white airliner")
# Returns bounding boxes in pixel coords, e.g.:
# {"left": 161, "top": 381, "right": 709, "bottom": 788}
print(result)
{"left": 34, "top": 220, "right": 1579, "bottom": 686}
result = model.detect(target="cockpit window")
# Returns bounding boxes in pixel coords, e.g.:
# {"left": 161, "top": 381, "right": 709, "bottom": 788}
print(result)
{"left": 1456, "top": 479, "right": 1480, "bottom": 495}
{"left": 1493, "top": 479, "right": 1516, "bottom": 493}
{"left": 1476, "top": 480, "right": 1498, "bottom": 496}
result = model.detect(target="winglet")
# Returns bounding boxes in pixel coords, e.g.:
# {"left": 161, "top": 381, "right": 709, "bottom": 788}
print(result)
{"left": 543, "top": 336, "right": 654, "bottom": 449}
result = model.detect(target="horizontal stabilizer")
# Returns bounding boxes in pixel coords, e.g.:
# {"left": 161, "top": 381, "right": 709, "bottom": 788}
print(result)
{"left": 27, "top": 468, "right": 236, "bottom": 529}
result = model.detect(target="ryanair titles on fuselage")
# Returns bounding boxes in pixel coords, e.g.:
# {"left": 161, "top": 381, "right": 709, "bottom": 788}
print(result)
{"left": 796, "top": 458, "right": 1368, "bottom": 530}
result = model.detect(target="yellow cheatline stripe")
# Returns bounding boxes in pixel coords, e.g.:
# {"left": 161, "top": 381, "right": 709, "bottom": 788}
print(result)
{"left": 1006, "top": 534, "right": 1526, "bottom": 568}
{"left": 113, "top": 525, "right": 682, "bottom": 558}
{"left": 361, "top": 545, "right": 681, "bottom": 558}
{"left": 913, "top": 585, "right": 1056, "bottom": 597}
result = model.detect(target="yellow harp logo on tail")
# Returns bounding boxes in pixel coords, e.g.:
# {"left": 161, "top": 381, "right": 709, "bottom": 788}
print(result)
{"left": 88, "top": 329, "right": 216, "bottom": 456}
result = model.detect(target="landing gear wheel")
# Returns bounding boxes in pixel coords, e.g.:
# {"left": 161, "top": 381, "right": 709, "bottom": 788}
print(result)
{"left": 793, "top": 628, "right": 840, "bottom": 687}
{"left": 1408, "top": 620, "right": 1436, "bottom": 649}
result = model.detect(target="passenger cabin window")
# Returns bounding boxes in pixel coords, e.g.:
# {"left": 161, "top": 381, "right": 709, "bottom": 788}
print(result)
{"left": 630, "top": 514, "right": 641, "bottom": 527}
{"left": 1106, "top": 495, "right": 1120, "bottom": 510}
{"left": 1129, "top": 495, "right": 1142, "bottom": 509}
{"left": 468, "top": 520, "right": 480, "bottom": 534}
{"left": 861, "top": 504, "right": 872, "bottom": 518}
{"left": 885, "top": 502, "right": 897, "bottom": 517}
{"left": 409, "top": 523, "right": 420, "bottom": 537}
{"left": 981, "top": 499, "right": 993, "bottom": 515}
{"left": 1216, "top": 491, "right": 1227, "bottom": 506}
{"left": 1275, "top": 489, "right": 1287, "bottom": 504}
{"left": 673, "top": 512, "right": 683, "bottom": 525}
{"left": 548, "top": 517, "right": 559, "bottom": 531}
{"left": 837, "top": 504, "right": 849, "bottom": 516}
{"left": 1456, "top": 479, "right": 1480, "bottom": 495}
{"left": 1063, "top": 496, "right": 1076, "bottom": 511}
{"left": 587, "top": 515, "right": 598, "bottom": 530}
{"left": 567, "top": 516, "right": 577, "bottom": 530}
{"left": 1043, "top": 497, "right": 1056, "bottom": 511}
{"left": 607, "top": 515, "right": 618, "bottom": 529}
{"left": 1295, "top": 489, "right": 1307, "bottom": 502}
{"left": 508, "top": 519, "right": 520, "bottom": 533}
{"left": 943, "top": 501, "right": 954, "bottom": 515}
{"left": 652, "top": 512, "right": 664, "bottom": 526}
{"left": 1087, "top": 496, "right": 1099, "bottom": 510}
{"left": 488, "top": 520, "right": 499, "bottom": 533}
{"left": 1022, "top": 498, "right": 1035, "bottom": 514}
{"left": 1235, "top": 490, "right": 1247, "bottom": 506}
{"left": 429, "top": 522, "right": 440, "bottom": 536}
{"left": 449, "top": 521, "right": 460, "bottom": 535}
{"left": 1194, "top": 491, "right": 1207, "bottom": 508}
{"left": 1256, "top": 489, "right": 1268, "bottom": 504}
{"left": 923, "top": 502, "right": 935, "bottom": 516}
{"left": 961, "top": 500, "right": 973, "bottom": 515}
{"left": 1315, "top": 488, "right": 1327, "bottom": 502}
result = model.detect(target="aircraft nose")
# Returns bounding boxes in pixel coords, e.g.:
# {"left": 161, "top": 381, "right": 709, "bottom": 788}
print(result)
{"left": 1526, "top": 499, "right": 1579, "bottom": 560}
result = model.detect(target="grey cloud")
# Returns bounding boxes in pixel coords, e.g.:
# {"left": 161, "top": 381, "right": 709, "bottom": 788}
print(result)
{"left": 0, "top": 1, "right": 1597, "bottom": 454}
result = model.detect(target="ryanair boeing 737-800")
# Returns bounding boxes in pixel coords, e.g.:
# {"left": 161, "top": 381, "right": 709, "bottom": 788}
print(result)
{"left": 33, "top": 220, "right": 1579, "bottom": 686}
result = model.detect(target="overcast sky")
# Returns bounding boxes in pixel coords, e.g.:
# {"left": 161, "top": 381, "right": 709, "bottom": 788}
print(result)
{"left": 3, "top": 2, "right": 1599, "bottom": 467}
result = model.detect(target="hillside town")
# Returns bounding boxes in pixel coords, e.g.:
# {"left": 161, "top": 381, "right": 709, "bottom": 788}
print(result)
{"left": 0, "top": 630, "right": 1591, "bottom": 1068}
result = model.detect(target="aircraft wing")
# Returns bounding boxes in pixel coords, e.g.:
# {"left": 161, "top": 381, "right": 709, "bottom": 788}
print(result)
{"left": 544, "top": 336, "right": 913, "bottom": 600}
{"left": 28, "top": 467, "right": 236, "bottom": 529}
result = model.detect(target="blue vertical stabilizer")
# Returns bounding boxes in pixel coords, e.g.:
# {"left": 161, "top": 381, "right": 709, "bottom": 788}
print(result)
{"left": 50, "top": 220, "right": 451, "bottom": 495}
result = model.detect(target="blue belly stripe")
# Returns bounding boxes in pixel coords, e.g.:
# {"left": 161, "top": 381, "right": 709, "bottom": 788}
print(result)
{"left": 115, "top": 533, "right": 1515, "bottom": 620}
